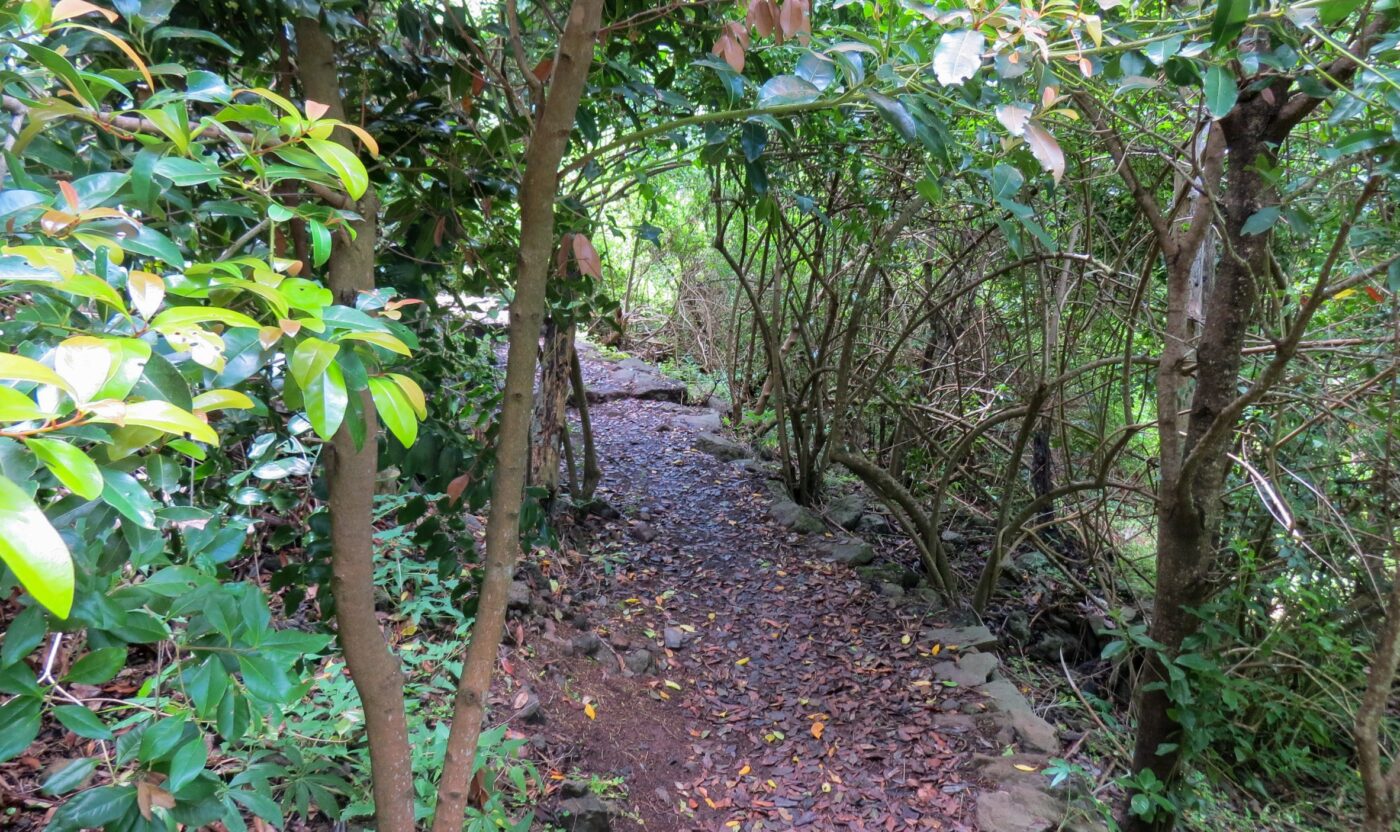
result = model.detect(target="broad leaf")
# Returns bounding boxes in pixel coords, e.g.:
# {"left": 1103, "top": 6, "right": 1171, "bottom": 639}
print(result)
{"left": 25, "top": 437, "right": 102, "bottom": 499}
{"left": 1203, "top": 65, "right": 1238, "bottom": 119}
{"left": 933, "top": 30, "right": 984, "bottom": 86}
{"left": 368, "top": 376, "right": 418, "bottom": 447}
{"left": 0, "top": 474, "right": 73, "bottom": 617}
{"left": 303, "top": 138, "right": 369, "bottom": 200}
{"left": 757, "top": 75, "right": 821, "bottom": 108}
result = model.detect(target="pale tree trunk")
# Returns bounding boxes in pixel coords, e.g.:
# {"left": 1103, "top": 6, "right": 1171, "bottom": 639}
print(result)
{"left": 530, "top": 318, "right": 576, "bottom": 500}
{"left": 1356, "top": 306, "right": 1400, "bottom": 832}
{"left": 429, "top": 0, "right": 604, "bottom": 827}
{"left": 294, "top": 17, "right": 415, "bottom": 832}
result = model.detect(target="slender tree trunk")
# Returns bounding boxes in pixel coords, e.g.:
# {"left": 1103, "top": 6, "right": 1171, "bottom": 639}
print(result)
{"left": 570, "top": 346, "right": 601, "bottom": 501}
{"left": 294, "top": 17, "right": 415, "bottom": 832}
{"left": 531, "top": 318, "right": 576, "bottom": 501}
{"left": 429, "top": 0, "right": 603, "bottom": 827}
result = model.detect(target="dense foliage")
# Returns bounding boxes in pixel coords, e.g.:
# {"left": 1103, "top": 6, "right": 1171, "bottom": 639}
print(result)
{"left": 0, "top": 0, "right": 1397, "bottom": 829}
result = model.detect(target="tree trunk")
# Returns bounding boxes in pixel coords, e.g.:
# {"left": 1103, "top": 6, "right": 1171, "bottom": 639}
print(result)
{"left": 1123, "top": 90, "right": 1278, "bottom": 832}
{"left": 530, "top": 318, "right": 576, "bottom": 501}
{"left": 570, "top": 346, "right": 601, "bottom": 501}
{"left": 429, "top": 0, "right": 603, "bottom": 827}
{"left": 294, "top": 17, "right": 415, "bottom": 832}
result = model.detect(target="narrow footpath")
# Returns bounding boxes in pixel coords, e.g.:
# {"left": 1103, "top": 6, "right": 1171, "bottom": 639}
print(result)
{"left": 494, "top": 350, "right": 1091, "bottom": 832}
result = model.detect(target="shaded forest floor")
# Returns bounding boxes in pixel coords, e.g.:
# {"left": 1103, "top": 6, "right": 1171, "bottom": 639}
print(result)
{"left": 494, "top": 351, "right": 1099, "bottom": 832}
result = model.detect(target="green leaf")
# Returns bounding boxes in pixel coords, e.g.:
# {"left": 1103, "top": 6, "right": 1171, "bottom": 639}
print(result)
{"left": 41, "top": 757, "right": 98, "bottom": 795}
{"left": 139, "top": 717, "right": 188, "bottom": 762}
{"left": 932, "top": 30, "right": 984, "bottom": 86}
{"left": 0, "top": 474, "right": 74, "bottom": 617}
{"left": 368, "top": 376, "right": 418, "bottom": 447}
{"left": 230, "top": 788, "right": 285, "bottom": 827}
{"left": 866, "top": 92, "right": 918, "bottom": 143}
{"left": 167, "top": 739, "right": 208, "bottom": 792}
{"left": 309, "top": 220, "right": 331, "bottom": 268}
{"left": 1, "top": 603, "right": 46, "bottom": 667}
{"left": 1203, "top": 65, "right": 1238, "bottom": 119}
{"left": 15, "top": 43, "right": 99, "bottom": 108}
{"left": 1210, "top": 0, "right": 1249, "bottom": 50}
{"left": 0, "top": 695, "right": 41, "bottom": 762}
{"left": 290, "top": 337, "right": 340, "bottom": 389}
{"left": 53, "top": 705, "right": 114, "bottom": 740}
{"left": 279, "top": 278, "right": 334, "bottom": 313}
{"left": 25, "top": 437, "right": 103, "bottom": 500}
{"left": 0, "top": 352, "right": 75, "bottom": 397}
{"left": 757, "top": 75, "right": 821, "bottom": 108}
{"left": 304, "top": 361, "right": 349, "bottom": 441}
{"left": 1130, "top": 793, "right": 1151, "bottom": 817}
{"left": 337, "top": 330, "right": 411, "bottom": 355}
{"left": 237, "top": 654, "right": 293, "bottom": 703}
{"left": 100, "top": 469, "right": 158, "bottom": 529}
{"left": 1387, "top": 259, "right": 1400, "bottom": 294}
{"left": 1241, "top": 206, "right": 1280, "bottom": 236}
{"left": 117, "top": 400, "right": 219, "bottom": 445}
{"left": 47, "top": 786, "right": 137, "bottom": 832}
{"left": 150, "top": 306, "right": 261, "bottom": 332}
{"left": 0, "top": 386, "right": 44, "bottom": 421}
{"left": 64, "top": 646, "right": 128, "bottom": 685}
{"left": 303, "top": 138, "right": 369, "bottom": 200}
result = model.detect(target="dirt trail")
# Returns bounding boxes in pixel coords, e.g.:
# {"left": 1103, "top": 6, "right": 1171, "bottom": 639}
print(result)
{"left": 503, "top": 353, "right": 1032, "bottom": 831}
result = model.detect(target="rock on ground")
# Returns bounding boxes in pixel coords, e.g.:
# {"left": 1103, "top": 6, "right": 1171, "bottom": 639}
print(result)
{"left": 769, "top": 498, "right": 824, "bottom": 534}
{"left": 694, "top": 431, "right": 748, "bottom": 461}
{"left": 826, "top": 493, "right": 865, "bottom": 529}
{"left": 921, "top": 624, "right": 998, "bottom": 652}
{"left": 556, "top": 792, "right": 612, "bottom": 832}
{"left": 980, "top": 679, "right": 1060, "bottom": 753}
{"left": 933, "top": 651, "right": 1000, "bottom": 687}
{"left": 820, "top": 538, "right": 876, "bottom": 566}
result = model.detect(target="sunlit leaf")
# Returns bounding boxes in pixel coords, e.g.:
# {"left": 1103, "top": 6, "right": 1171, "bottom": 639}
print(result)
{"left": 0, "top": 474, "right": 73, "bottom": 617}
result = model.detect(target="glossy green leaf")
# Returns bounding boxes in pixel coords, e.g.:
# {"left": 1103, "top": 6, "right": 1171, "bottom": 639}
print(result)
{"left": 41, "top": 757, "right": 98, "bottom": 795}
{"left": 304, "top": 361, "right": 348, "bottom": 441}
{"left": 1203, "top": 65, "right": 1238, "bottom": 119}
{"left": 290, "top": 337, "right": 340, "bottom": 389}
{"left": 53, "top": 705, "right": 113, "bottom": 740}
{"left": 46, "top": 785, "right": 137, "bottom": 832}
{"left": 25, "top": 437, "right": 103, "bottom": 499}
{"left": 0, "top": 695, "right": 41, "bottom": 762}
{"left": 167, "top": 739, "right": 208, "bottom": 792}
{"left": 337, "top": 330, "right": 411, "bottom": 355}
{"left": 1, "top": 603, "right": 46, "bottom": 667}
{"left": 303, "top": 138, "right": 369, "bottom": 200}
{"left": 100, "top": 469, "right": 158, "bottom": 529}
{"left": 0, "top": 352, "right": 75, "bottom": 397}
{"left": 0, "top": 474, "right": 73, "bottom": 617}
{"left": 0, "top": 387, "right": 44, "bottom": 421}
{"left": 368, "top": 376, "right": 418, "bottom": 447}
{"left": 64, "top": 646, "right": 128, "bottom": 685}
{"left": 757, "top": 75, "right": 821, "bottom": 108}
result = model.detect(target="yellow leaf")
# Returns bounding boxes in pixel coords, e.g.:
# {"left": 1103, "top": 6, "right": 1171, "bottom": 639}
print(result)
{"left": 1013, "top": 764, "right": 1039, "bottom": 772}
{"left": 127, "top": 270, "right": 164, "bottom": 319}
{"left": 584, "top": 702, "right": 596, "bottom": 720}
{"left": 52, "top": 0, "right": 117, "bottom": 22}
{"left": 736, "top": 657, "right": 750, "bottom": 666}
{"left": 58, "top": 23, "right": 154, "bottom": 93}
{"left": 900, "top": 634, "right": 911, "bottom": 645}
{"left": 811, "top": 721, "right": 825, "bottom": 739}
{"left": 930, "top": 644, "right": 941, "bottom": 656}
{"left": 738, "top": 764, "right": 751, "bottom": 776}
